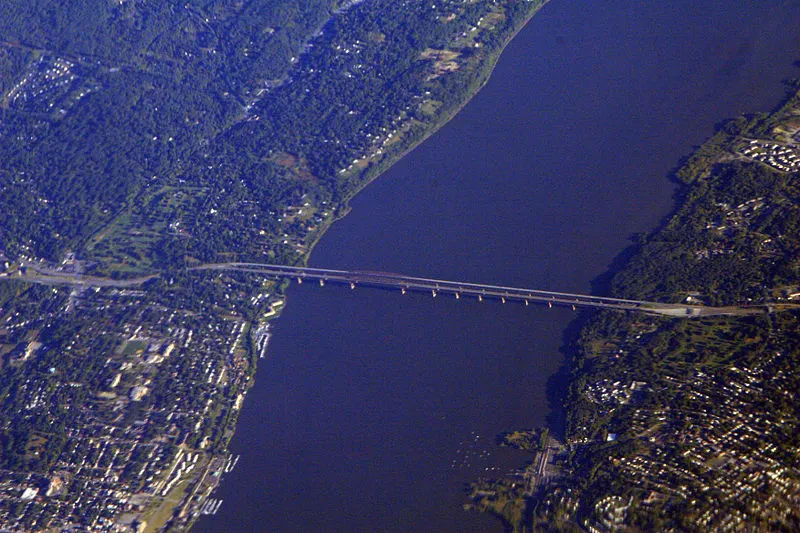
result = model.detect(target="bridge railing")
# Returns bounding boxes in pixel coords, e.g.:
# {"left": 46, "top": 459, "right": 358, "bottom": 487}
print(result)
{"left": 212, "top": 262, "right": 678, "bottom": 313}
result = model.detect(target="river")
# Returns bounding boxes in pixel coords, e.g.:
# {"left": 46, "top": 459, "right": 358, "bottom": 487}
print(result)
{"left": 196, "top": 1, "right": 800, "bottom": 531}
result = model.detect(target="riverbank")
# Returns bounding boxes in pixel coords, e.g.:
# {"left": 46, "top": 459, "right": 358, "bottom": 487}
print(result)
{"left": 301, "top": 0, "right": 550, "bottom": 261}
{"left": 480, "top": 78, "right": 800, "bottom": 532}
{"left": 196, "top": 2, "right": 800, "bottom": 531}
{"left": 189, "top": 3, "right": 554, "bottom": 531}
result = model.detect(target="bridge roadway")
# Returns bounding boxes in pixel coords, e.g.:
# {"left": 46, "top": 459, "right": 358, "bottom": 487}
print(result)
{"left": 196, "top": 263, "right": 711, "bottom": 317}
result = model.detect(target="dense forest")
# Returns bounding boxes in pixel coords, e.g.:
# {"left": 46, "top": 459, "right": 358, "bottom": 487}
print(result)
{"left": 0, "top": 2, "right": 549, "bottom": 530}
{"left": 0, "top": 0, "right": 543, "bottom": 270}
{"left": 0, "top": 0, "right": 337, "bottom": 262}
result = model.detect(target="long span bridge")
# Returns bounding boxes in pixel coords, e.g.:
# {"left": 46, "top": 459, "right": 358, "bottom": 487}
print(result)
{"left": 7, "top": 261, "right": 774, "bottom": 317}
{"left": 195, "top": 262, "right": 756, "bottom": 317}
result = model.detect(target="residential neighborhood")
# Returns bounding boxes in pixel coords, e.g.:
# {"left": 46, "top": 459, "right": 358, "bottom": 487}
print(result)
{"left": 0, "top": 268, "right": 279, "bottom": 531}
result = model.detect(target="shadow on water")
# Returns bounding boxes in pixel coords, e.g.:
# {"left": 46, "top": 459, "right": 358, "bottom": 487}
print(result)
{"left": 549, "top": 66, "right": 800, "bottom": 445}
{"left": 549, "top": 154, "right": 699, "bottom": 441}
{"left": 196, "top": 2, "right": 800, "bottom": 531}
{"left": 545, "top": 309, "right": 589, "bottom": 442}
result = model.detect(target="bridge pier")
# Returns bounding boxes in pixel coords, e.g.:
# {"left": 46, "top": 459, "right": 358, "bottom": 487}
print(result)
{"left": 202, "top": 263, "right": 725, "bottom": 318}
{"left": 24, "top": 262, "right": 777, "bottom": 318}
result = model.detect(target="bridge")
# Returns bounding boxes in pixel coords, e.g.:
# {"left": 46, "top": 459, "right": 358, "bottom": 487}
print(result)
{"left": 194, "top": 263, "right": 758, "bottom": 317}
{"left": 6, "top": 261, "right": 771, "bottom": 317}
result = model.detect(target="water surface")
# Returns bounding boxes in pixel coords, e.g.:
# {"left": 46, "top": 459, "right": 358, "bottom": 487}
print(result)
{"left": 197, "top": 1, "right": 800, "bottom": 531}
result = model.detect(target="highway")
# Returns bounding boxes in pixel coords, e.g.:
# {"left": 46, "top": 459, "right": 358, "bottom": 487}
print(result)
{"left": 5, "top": 262, "right": 772, "bottom": 317}
{"left": 4, "top": 264, "right": 156, "bottom": 288}
{"left": 194, "top": 263, "right": 732, "bottom": 317}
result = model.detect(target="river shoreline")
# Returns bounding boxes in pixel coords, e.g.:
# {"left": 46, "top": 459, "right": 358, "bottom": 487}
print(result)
{"left": 192, "top": 3, "right": 553, "bottom": 531}
{"left": 473, "top": 64, "right": 800, "bottom": 533}
{"left": 197, "top": 1, "right": 800, "bottom": 531}
{"left": 301, "top": 1, "right": 550, "bottom": 261}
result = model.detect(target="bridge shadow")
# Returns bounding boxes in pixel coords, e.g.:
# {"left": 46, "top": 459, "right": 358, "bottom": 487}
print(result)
{"left": 547, "top": 237, "right": 645, "bottom": 441}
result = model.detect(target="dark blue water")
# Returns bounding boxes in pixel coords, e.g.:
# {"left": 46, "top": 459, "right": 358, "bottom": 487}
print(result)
{"left": 197, "top": 1, "right": 800, "bottom": 531}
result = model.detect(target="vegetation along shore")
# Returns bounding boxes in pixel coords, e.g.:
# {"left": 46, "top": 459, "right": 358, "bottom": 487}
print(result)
{"left": 468, "top": 78, "right": 800, "bottom": 533}
{"left": 0, "top": 1, "right": 551, "bottom": 531}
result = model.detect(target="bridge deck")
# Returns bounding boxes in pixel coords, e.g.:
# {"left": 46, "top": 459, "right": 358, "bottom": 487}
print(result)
{"left": 203, "top": 263, "right": 715, "bottom": 317}
{"left": 9, "top": 262, "right": 770, "bottom": 317}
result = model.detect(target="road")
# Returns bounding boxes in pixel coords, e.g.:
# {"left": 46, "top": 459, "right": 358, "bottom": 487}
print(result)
{"left": 3, "top": 261, "right": 780, "bottom": 317}
{"left": 3, "top": 264, "right": 156, "bottom": 288}
{"left": 193, "top": 262, "right": 767, "bottom": 317}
